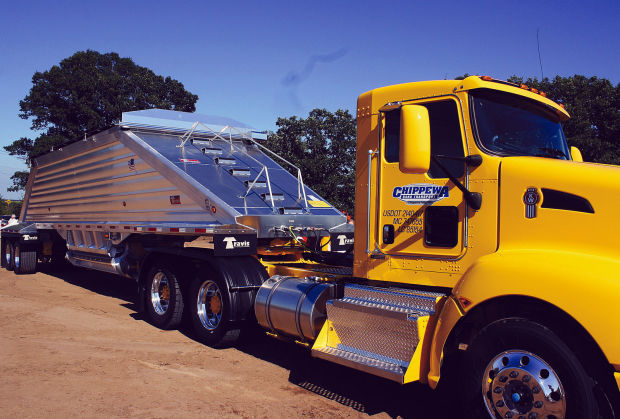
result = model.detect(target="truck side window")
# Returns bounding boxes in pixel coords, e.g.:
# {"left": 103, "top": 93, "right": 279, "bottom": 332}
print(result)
{"left": 426, "top": 100, "right": 465, "bottom": 178}
{"left": 384, "top": 109, "right": 401, "bottom": 163}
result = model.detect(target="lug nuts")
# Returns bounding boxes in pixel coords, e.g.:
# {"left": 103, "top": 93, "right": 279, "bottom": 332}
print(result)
{"left": 534, "top": 401, "right": 543, "bottom": 408}
{"left": 509, "top": 371, "right": 519, "bottom": 378}
{"left": 499, "top": 375, "right": 508, "bottom": 383}
{"left": 522, "top": 374, "right": 530, "bottom": 382}
{"left": 494, "top": 386, "right": 503, "bottom": 394}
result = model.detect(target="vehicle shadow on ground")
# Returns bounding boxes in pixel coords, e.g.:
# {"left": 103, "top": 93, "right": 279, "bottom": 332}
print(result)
{"left": 234, "top": 332, "right": 448, "bottom": 418}
{"left": 40, "top": 264, "right": 139, "bottom": 311}
{"left": 43, "top": 265, "right": 447, "bottom": 418}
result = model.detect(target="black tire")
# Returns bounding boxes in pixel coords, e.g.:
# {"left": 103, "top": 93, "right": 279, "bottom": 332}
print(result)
{"left": 14, "top": 243, "right": 37, "bottom": 275}
{"left": 189, "top": 271, "right": 240, "bottom": 348}
{"left": 459, "top": 318, "right": 598, "bottom": 418}
{"left": 4, "top": 240, "right": 14, "bottom": 271}
{"left": 144, "top": 262, "right": 185, "bottom": 329}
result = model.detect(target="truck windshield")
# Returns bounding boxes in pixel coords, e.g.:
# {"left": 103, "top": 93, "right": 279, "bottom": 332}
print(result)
{"left": 470, "top": 88, "right": 570, "bottom": 160}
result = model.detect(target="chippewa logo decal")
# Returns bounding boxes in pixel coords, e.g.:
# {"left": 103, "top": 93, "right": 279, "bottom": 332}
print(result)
{"left": 392, "top": 183, "right": 449, "bottom": 205}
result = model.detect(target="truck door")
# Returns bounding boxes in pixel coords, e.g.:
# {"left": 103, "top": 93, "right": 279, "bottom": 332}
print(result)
{"left": 377, "top": 98, "right": 467, "bottom": 258}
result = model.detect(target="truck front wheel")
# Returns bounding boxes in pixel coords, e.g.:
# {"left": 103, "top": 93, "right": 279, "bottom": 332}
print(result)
{"left": 189, "top": 274, "right": 239, "bottom": 348}
{"left": 460, "top": 318, "right": 598, "bottom": 418}
{"left": 144, "top": 263, "right": 184, "bottom": 329}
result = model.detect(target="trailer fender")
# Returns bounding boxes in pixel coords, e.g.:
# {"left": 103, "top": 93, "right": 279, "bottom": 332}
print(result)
{"left": 201, "top": 255, "right": 268, "bottom": 322}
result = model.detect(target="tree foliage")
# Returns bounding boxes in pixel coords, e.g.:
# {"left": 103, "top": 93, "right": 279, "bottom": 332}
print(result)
{"left": 0, "top": 197, "right": 23, "bottom": 217}
{"left": 5, "top": 50, "right": 199, "bottom": 191}
{"left": 507, "top": 75, "right": 620, "bottom": 164}
{"left": 265, "top": 109, "right": 356, "bottom": 215}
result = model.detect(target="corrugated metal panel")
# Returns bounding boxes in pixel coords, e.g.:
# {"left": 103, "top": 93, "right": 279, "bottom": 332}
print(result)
{"left": 26, "top": 135, "right": 212, "bottom": 224}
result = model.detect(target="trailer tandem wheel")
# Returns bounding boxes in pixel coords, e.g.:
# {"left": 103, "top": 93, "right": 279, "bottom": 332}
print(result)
{"left": 14, "top": 243, "right": 38, "bottom": 275}
{"left": 144, "top": 262, "right": 185, "bottom": 329}
{"left": 3, "top": 240, "right": 14, "bottom": 271}
{"left": 189, "top": 256, "right": 268, "bottom": 347}
{"left": 189, "top": 273, "right": 240, "bottom": 347}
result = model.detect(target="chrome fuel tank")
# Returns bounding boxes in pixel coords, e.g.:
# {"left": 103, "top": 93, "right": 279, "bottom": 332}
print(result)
{"left": 254, "top": 275, "right": 335, "bottom": 341}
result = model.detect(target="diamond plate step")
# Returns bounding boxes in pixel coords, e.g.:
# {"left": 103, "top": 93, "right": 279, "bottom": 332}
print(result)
{"left": 319, "top": 284, "right": 446, "bottom": 379}
{"left": 312, "top": 346, "right": 406, "bottom": 383}
{"left": 343, "top": 283, "right": 443, "bottom": 314}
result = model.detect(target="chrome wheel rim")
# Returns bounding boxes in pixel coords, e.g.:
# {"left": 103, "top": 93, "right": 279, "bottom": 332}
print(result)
{"left": 196, "top": 280, "right": 222, "bottom": 331}
{"left": 5, "top": 243, "right": 11, "bottom": 266}
{"left": 150, "top": 271, "right": 170, "bottom": 315}
{"left": 13, "top": 245, "right": 20, "bottom": 269}
{"left": 482, "top": 350, "right": 566, "bottom": 418}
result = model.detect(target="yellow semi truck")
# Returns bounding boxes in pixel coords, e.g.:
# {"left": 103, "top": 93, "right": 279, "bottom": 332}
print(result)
{"left": 3, "top": 76, "right": 618, "bottom": 417}
{"left": 260, "top": 76, "right": 620, "bottom": 418}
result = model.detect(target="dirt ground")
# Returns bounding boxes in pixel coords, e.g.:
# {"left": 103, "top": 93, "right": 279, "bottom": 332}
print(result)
{"left": 0, "top": 264, "right": 447, "bottom": 418}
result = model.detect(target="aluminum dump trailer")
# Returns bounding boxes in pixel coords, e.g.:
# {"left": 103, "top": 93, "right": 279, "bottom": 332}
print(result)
{"left": 23, "top": 109, "right": 349, "bottom": 237}
{"left": 1, "top": 110, "right": 353, "bottom": 341}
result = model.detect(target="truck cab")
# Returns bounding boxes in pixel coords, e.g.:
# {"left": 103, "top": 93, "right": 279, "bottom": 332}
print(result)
{"left": 349, "top": 75, "right": 620, "bottom": 416}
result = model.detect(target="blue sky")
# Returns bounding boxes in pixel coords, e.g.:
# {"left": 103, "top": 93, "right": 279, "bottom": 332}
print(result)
{"left": 1, "top": 0, "right": 618, "bottom": 199}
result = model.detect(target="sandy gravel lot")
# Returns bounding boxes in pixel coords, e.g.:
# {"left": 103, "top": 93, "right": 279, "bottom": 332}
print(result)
{"left": 0, "top": 264, "right": 446, "bottom": 418}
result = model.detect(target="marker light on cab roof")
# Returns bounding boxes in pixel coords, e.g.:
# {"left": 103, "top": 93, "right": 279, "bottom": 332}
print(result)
{"left": 477, "top": 76, "right": 562, "bottom": 109}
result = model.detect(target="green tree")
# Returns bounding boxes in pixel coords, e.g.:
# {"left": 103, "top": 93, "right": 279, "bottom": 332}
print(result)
{"left": 4, "top": 50, "right": 199, "bottom": 191}
{"left": 8, "top": 201, "right": 23, "bottom": 218}
{"left": 0, "top": 197, "right": 22, "bottom": 217}
{"left": 507, "top": 75, "right": 620, "bottom": 164}
{"left": 265, "top": 109, "right": 356, "bottom": 215}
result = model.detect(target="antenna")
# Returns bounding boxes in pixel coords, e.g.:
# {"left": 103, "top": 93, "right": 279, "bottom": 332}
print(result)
{"left": 537, "top": 28, "right": 544, "bottom": 80}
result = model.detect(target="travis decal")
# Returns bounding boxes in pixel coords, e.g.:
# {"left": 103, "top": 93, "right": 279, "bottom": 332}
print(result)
{"left": 330, "top": 232, "right": 354, "bottom": 253}
{"left": 213, "top": 233, "right": 257, "bottom": 256}
{"left": 392, "top": 183, "right": 449, "bottom": 205}
{"left": 222, "top": 236, "right": 251, "bottom": 249}
{"left": 523, "top": 187, "right": 540, "bottom": 219}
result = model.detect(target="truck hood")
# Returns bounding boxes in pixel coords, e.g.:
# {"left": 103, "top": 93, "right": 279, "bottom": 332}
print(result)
{"left": 498, "top": 157, "right": 620, "bottom": 260}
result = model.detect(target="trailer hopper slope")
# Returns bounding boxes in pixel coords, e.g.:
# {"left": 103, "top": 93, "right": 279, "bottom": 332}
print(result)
{"left": 21, "top": 110, "right": 349, "bottom": 240}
